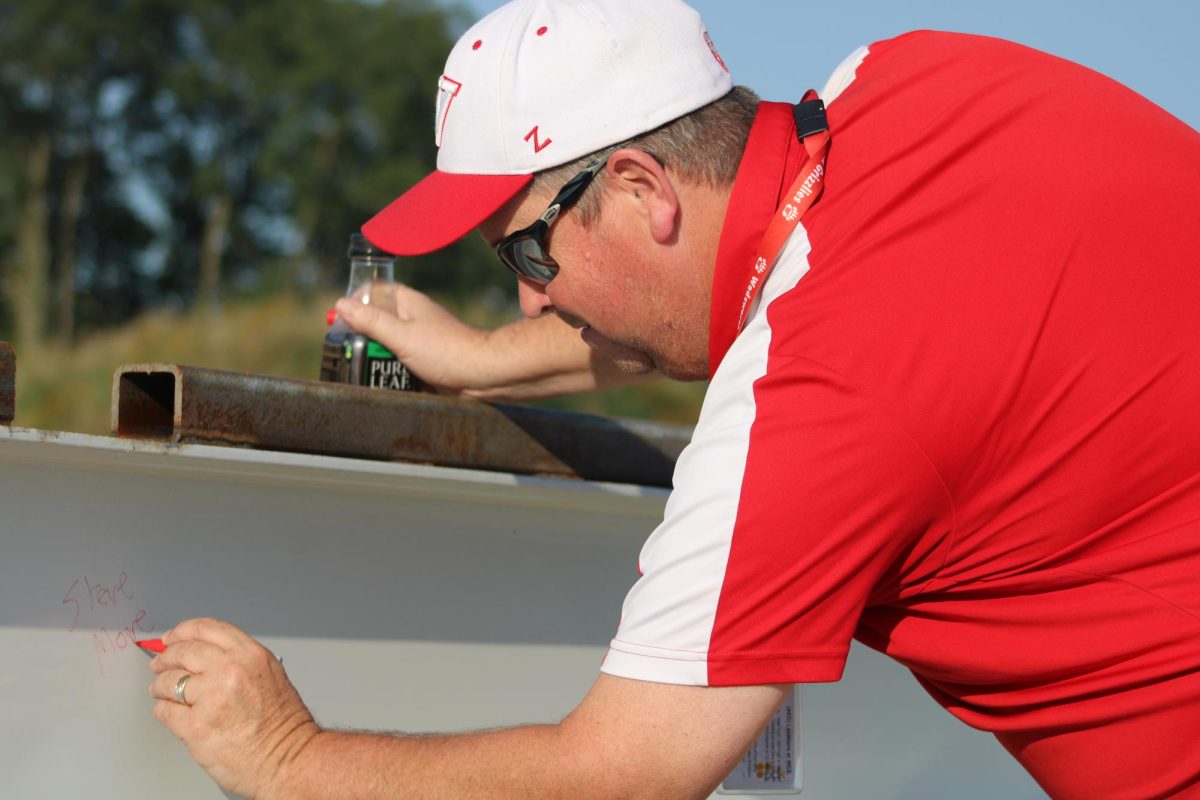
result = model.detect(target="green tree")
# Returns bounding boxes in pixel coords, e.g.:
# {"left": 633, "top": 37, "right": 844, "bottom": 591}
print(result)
{"left": 143, "top": 0, "right": 499, "bottom": 310}
{"left": 0, "top": 0, "right": 176, "bottom": 342}
{"left": 255, "top": 0, "right": 505, "bottom": 299}
{"left": 1, "top": 0, "right": 493, "bottom": 346}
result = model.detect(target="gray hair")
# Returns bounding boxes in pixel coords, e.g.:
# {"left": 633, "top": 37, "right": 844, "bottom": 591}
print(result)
{"left": 530, "top": 85, "right": 760, "bottom": 224}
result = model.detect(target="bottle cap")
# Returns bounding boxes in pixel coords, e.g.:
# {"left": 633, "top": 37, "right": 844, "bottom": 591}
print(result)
{"left": 348, "top": 232, "right": 393, "bottom": 259}
{"left": 326, "top": 308, "right": 337, "bottom": 326}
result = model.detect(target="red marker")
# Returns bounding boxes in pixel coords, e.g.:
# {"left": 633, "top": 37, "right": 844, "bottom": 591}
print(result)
{"left": 136, "top": 638, "right": 166, "bottom": 654}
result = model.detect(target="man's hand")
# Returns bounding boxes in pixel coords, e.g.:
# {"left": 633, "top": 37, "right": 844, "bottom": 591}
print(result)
{"left": 148, "top": 617, "right": 319, "bottom": 799}
{"left": 334, "top": 283, "right": 490, "bottom": 393}
{"left": 334, "top": 282, "right": 657, "bottom": 400}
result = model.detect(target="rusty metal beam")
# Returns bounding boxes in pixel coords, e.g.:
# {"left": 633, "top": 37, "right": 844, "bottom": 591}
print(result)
{"left": 0, "top": 342, "right": 14, "bottom": 425}
{"left": 112, "top": 364, "right": 691, "bottom": 487}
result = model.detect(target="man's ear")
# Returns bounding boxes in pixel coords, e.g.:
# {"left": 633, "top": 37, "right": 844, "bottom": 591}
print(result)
{"left": 604, "top": 148, "right": 680, "bottom": 245}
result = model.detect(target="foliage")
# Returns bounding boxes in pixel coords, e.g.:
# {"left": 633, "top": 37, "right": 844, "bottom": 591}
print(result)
{"left": 0, "top": 0, "right": 509, "bottom": 347}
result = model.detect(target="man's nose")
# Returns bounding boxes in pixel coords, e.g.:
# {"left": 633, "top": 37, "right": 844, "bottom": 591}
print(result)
{"left": 517, "top": 277, "right": 553, "bottom": 318}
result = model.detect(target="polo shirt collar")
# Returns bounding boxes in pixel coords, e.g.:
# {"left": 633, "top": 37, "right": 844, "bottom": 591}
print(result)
{"left": 708, "top": 101, "right": 807, "bottom": 377}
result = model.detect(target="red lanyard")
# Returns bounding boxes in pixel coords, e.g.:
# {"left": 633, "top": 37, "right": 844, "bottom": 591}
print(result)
{"left": 734, "top": 91, "right": 831, "bottom": 333}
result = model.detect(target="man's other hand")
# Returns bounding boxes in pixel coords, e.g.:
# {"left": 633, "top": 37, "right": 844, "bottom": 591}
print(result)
{"left": 149, "top": 617, "right": 319, "bottom": 799}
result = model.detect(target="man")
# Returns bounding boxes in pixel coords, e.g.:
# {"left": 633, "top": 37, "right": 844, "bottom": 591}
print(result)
{"left": 148, "top": 1, "right": 1200, "bottom": 797}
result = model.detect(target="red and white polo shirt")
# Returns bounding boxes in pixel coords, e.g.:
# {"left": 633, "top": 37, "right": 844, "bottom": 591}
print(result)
{"left": 603, "top": 31, "right": 1200, "bottom": 799}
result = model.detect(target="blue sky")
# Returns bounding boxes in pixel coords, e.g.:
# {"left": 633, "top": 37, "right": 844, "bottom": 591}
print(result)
{"left": 448, "top": 0, "right": 1200, "bottom": 131}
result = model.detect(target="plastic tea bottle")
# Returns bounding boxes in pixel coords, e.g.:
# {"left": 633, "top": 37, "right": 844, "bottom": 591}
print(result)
{"left": 319, "top": 233, "right": 419, "bottom": 391}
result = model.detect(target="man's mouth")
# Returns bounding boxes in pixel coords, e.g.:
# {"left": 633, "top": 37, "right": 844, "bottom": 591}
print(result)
{"left": 581, "top": 324, "right": 614, "bottom": 349}
{"left": 557, "top": 311, "right": 587, "bottom": 330}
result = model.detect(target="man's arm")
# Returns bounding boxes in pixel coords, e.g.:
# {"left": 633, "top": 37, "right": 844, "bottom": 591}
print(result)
{"left": 279, "top": 673, "right": 785, "bottom": 800}
{"left": 149, "top": 618, "right": 787, "bottom": 800}
{"left": 333, "top": 285, "right": 655, "bottom": 401}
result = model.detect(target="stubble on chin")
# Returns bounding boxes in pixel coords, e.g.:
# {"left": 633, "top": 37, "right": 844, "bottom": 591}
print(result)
{"left": 583, "top": 329, "right": 708, "bottom": 382}
{"left": 581, "top": 326, "right": 655, "bottom": 373}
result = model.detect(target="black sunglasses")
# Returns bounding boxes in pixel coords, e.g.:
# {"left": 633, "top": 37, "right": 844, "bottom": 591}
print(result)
{"left": 494, "top": 147, "right": 615, "bottom": 285}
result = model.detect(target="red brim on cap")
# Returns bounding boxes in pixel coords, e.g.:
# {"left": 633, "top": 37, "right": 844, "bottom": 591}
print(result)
{"left": 362, "top": 169, "right": 533, "bottom": 256}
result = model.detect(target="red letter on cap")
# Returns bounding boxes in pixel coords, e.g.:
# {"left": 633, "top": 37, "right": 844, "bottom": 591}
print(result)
{"left": 524, "top": 126, "right": 553, "bottom": 154}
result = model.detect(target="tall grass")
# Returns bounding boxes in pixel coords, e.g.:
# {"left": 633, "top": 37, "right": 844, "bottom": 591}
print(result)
{"left": 11, "top": 293, "right": 705, "bottom": 435}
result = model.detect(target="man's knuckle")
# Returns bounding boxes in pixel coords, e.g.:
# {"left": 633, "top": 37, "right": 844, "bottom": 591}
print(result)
{"left": 224, "top": 668, "right": 248, "bottom": 694}
{"left": 250, "top": 647, "right": 274, "bottom": 671}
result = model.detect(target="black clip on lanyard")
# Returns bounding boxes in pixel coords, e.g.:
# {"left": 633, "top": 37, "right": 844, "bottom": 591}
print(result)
{"left": 794, "top": 97, "right": 828, "bottom": 140}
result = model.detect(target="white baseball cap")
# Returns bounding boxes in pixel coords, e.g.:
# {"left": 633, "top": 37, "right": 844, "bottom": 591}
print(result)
{"left": 363, "top": 0, "right": 733, "bottom": 255}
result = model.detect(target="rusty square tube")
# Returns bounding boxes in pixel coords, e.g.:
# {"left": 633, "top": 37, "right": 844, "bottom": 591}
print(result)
{"left": 112, "top": 364, "right": 690, "bottom": 487}
{"left": 0, "top": 342, "right": 14, "bottom": 425}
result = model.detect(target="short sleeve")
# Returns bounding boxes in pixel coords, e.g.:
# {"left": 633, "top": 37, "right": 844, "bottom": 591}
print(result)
{"left": 602, "top": 353, "right": 952, "bottom": 687}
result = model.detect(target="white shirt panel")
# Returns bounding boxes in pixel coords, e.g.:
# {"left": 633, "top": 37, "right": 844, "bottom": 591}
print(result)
{"left": 601, "top": 43, "right": 874, "bottom": 685}
{"left": 822, "top": 45, "right": 870, "bottom": 104}
{"left": 602, "top": 228, "right": 815, "bottom": 685}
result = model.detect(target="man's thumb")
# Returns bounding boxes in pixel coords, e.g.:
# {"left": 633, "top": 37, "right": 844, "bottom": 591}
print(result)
{"left": 335, "top": 298, "right": 381, "bottom": 333}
